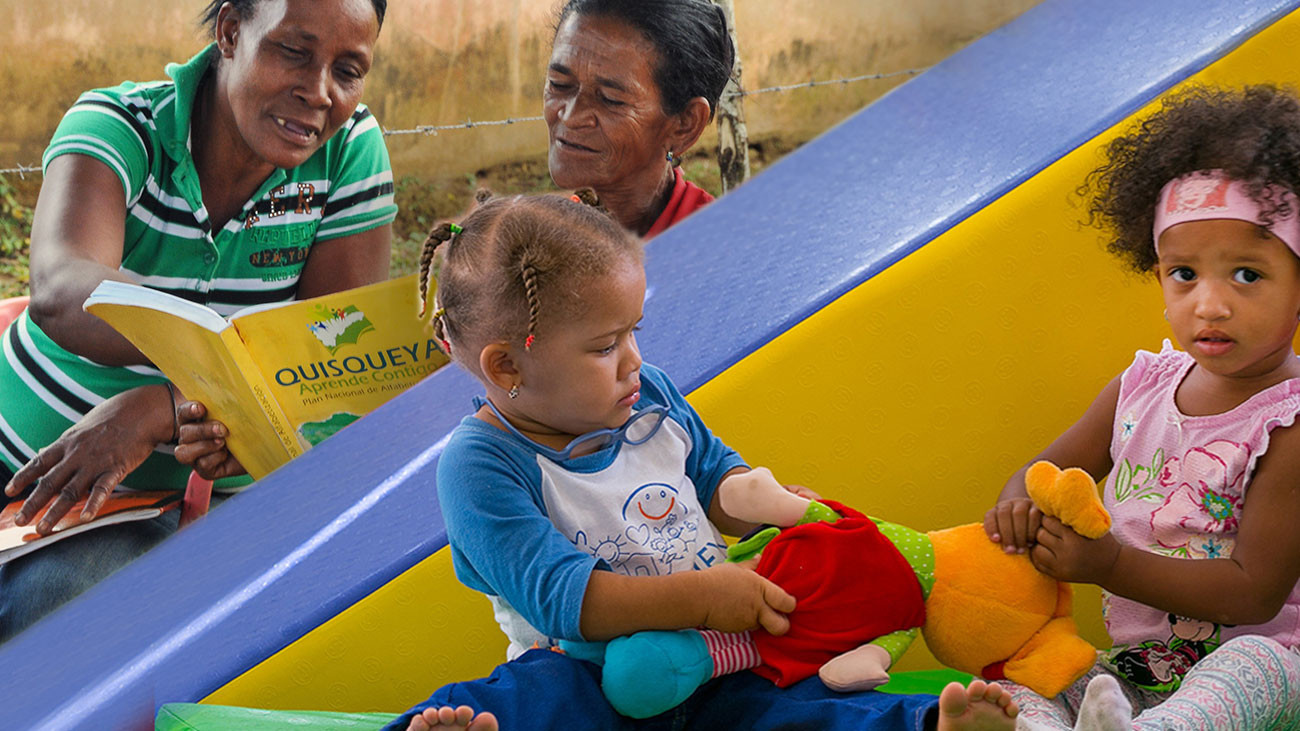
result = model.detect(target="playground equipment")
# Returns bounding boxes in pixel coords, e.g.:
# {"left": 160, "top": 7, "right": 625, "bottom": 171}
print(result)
{"left": 5, "top": 0, "right": 1300, "bottom": 727}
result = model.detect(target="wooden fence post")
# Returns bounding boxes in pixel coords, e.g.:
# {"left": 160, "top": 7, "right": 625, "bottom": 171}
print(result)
{"left": 713, "top": 0, "right": 750, "bottom": 194}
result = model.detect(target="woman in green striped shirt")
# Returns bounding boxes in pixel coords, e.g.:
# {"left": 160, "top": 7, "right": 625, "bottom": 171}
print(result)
{"left": 0, "top": 0, "right": 396, "bottom": 642}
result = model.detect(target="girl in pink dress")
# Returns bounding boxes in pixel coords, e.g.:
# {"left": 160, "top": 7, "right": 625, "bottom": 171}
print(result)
{"left": 985, "top": 85, "right": 1300, "bottom": 729}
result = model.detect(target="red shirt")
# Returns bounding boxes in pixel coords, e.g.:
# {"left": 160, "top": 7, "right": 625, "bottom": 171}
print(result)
{"left": 751, "top": 500, "right": 927, "bottom": 687}
{"left": 644, "top": 168, "right": 714, "bottom": 239}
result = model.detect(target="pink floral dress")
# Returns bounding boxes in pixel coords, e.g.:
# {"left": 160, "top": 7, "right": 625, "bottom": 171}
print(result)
{"left": 1100, "top": 341, "right": 1300, "bottom": 692}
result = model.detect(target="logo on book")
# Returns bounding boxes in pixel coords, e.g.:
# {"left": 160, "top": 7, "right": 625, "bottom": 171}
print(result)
{"left": 309, "top": 304, "right": 375, "bottom": 354}
{"left": 298, "top": 412, "right": 361, "bottom": 446}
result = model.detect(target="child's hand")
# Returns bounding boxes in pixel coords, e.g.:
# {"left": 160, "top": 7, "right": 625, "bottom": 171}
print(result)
{"left": 983, "top": 498, "right": 1043, "bottom": 554}
{"left": 699, "top": 560, "right": 796, "bottom": 636}
{"left": 1030, "top": 516, "right": 1121, "bottom": 584}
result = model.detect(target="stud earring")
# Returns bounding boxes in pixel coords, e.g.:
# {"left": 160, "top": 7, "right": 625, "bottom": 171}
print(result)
{"left": 665, "top": 150, "right": 679, "bottom": 167}
{"left": 508, "top": 384, "right": 520, "bottom": 399}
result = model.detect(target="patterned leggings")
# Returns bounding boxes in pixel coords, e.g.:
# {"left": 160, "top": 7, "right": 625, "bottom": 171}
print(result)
{"left": 1003, "top": 636, "right": 1300, "bottom": 730}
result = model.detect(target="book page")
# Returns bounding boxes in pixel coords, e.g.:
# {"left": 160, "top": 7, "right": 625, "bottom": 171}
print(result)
{"left": 84, "top": 281, "right": 231, "bottom": 333}
{"left": 231, "top": 275, "right": 449, "bottom": 448}
{"left": 0, "top": 491, "right": 180, "bottom": 564}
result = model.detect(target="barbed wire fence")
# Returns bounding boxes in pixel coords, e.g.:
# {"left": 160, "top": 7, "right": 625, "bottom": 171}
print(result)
{"left": 0, "top": 164, "right": 40, "bottom": 179}
{"left": 0, "top": 67, "right": 926, "bottom": 178}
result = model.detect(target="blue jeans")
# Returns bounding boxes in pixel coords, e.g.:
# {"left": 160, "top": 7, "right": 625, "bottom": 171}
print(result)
{"left": 382, "top": 649, "right": 938, "bottom": 731}
{"left": 0, "top": 506, "right": 181, "bottom": 644}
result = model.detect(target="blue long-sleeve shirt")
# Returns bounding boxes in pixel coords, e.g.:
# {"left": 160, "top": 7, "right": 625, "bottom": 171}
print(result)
{"left": 436, "top": 363, "right": 746, "bottom": 657}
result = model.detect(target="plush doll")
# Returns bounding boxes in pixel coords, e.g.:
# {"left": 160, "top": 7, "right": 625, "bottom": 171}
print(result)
{"left": 566, "top": 461, "right": 1109, "bottom": 719}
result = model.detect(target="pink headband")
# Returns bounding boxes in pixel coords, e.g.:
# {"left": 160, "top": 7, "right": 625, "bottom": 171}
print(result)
{"left": 1153, "top": 170, "right": 1300, "bottom": 258}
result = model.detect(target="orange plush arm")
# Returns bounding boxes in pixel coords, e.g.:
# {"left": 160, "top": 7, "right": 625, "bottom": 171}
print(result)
{"left": 1025, "top": 461, "right": 1111, "bottom": 539}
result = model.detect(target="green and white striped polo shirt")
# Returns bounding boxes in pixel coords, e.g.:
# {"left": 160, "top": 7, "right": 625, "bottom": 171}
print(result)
{"left": 0, "top": 45, "right": 397, "bottom": 489}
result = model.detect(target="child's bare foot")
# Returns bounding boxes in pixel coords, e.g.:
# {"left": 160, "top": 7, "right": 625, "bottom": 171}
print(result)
{"left": 934, "top": 679, "right": 1017, "bottom": 731}
{"left": 406, "top": 705, "right": 498, "bottom": 731}
{"left": 1074, "top": 674, "right": 1130, "bottom": 731}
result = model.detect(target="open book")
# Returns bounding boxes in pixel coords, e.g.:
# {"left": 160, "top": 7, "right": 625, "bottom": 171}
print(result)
{"left": 0, "top": 491, "right": 181, "bottom": 565}
{"left": 84, "top": 274, "right": 446, "bottom": 479}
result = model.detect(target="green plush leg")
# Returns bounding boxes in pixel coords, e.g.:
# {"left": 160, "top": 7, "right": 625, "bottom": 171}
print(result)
{"left": 727, "top": 526, "right": 781, "bottom": 563}
{"left": 601, "top": 630, "right": 713, "bottom": 719}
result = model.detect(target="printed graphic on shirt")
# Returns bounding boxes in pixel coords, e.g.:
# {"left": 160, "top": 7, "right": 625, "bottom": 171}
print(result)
{"left": 1109, "top": 437, "right": 1247, "bottom": 559}
{"left": 573, "top": 529, "right": 653, "bottom": 572}
{"left": 603, "top": 483, "right": 698, "bottom": 576}
{"left": 1109, "top": 447, "right": 1167, "bottom": 505}
{"left": 248, "top": 244, "right": 311, "bottom": 268}
{"left": 1119, "top": 411, "right": 1137, "bottom": 442}
{"left": 1147, "top": 439, "right": 1247, "bottom": 558}
{"left": 570, "top": 482, "right": 727, "bottom": 577}
{"left": 1103, "top": 613, "right": 1222, "bottom": 692}
{"left": 243, "top": 183, "right": 323, "bottom": 231}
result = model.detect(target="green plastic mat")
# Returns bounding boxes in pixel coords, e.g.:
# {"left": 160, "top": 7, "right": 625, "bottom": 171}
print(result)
{"left": 156, "top": 669, "right": 972, "bottom": 729}
{"left": 876, "top": 668, "right": 974, "bottom": 695}
{"left": 155, "top": 704, "right": 399, "bottom": 730}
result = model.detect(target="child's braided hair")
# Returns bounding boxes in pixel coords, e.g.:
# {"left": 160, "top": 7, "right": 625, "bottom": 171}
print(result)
{"left": 416, "top": 189, "right": 641, "bottom": 375}
{"left": 1081, "top": 84, "right": 1300, "bottom": 274}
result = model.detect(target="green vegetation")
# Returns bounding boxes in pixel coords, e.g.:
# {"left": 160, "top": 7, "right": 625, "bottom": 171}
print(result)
{"left": 0, "top": 175, "right": 32, "bottom": 299}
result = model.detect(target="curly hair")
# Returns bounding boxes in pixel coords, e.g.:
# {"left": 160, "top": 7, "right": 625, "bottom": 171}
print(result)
{"left": 1081, "top": 84, "right": 1300, "bottom": 274}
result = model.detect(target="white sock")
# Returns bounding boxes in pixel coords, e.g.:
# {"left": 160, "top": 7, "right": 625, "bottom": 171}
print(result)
{"left": 1074, "top": 674, "right": 1131, "bottom": 731}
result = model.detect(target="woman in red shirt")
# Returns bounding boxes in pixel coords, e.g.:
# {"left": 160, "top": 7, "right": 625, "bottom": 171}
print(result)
{"left": 543, "top": 0, "right": 730, "bottom": 238}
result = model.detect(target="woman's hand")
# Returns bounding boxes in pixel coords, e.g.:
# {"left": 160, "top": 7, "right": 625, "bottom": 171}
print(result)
{"left": 983, "top": 498, "right": 1044, "bottom": 554}
{"left": 1030, "top": 516, "right": 1121, "bottom": 584}
{"left": 174, "top": 401, "right": 246, "bottom": 480}
{"left": 697, "top": 559, "right": 796, "bottom": 636}
{"left": 2, "top": 384, "right": 175, "bottom": 534}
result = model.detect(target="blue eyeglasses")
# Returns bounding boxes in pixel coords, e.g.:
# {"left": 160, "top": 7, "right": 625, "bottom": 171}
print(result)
{"left": 478, "top": 397, "right": 669, "bottom": 462}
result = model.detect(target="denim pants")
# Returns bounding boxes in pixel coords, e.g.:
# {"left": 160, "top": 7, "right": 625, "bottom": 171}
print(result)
{"left": 382, "top": 648, "right": 939, "bottom": 731}
{"left": 0, "top": 491, "right": 201, "bottom": 644}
